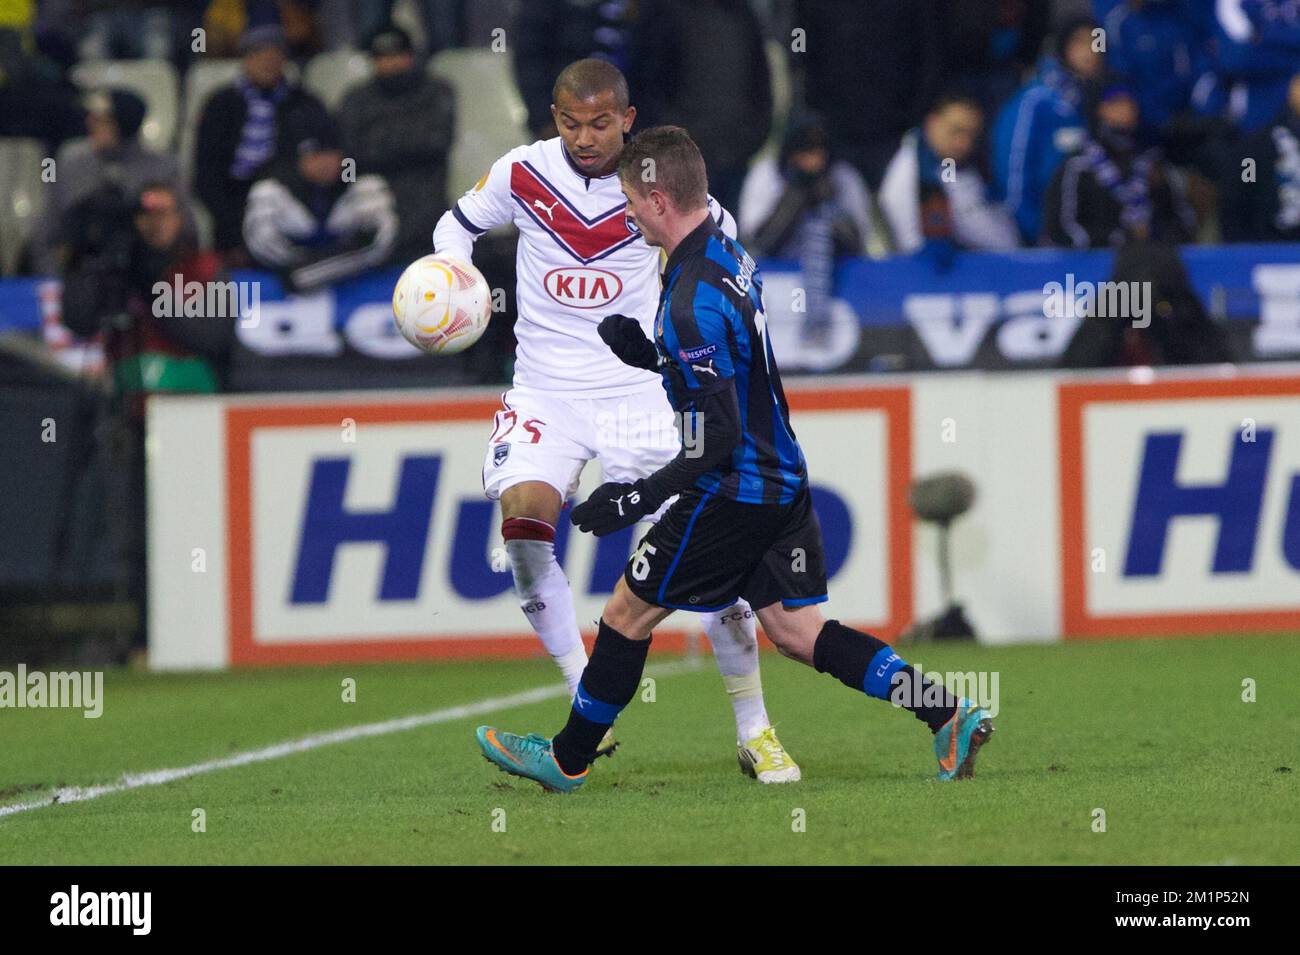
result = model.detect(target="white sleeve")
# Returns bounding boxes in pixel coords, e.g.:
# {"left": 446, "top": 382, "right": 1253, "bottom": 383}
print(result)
{"left": 951, "top": 171, "right": 1020, "bottom": 252}
{"left": 432, "top": 149, "right": 518, "bottom": 261}
{"left": 292, "top": 177, "right": 400, "bottom": 289}
{"left": 877, "top": 144, "right": 922, "bottom": 254}
{"left": 736, "top": 159, "right": 781, "bottom": 239}
{"left": 706, "top": 193, "right": 738, "bottom": 240}
{"left": 833, "top": 163, "right": 875, "bottom": 255}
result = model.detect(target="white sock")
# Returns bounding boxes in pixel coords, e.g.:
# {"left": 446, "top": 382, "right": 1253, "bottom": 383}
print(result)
{"left": 505, "top": 536, "right": 587, "bottom": 697}
{"left": 701, "top": 599, "right": 770, "bottom": 742}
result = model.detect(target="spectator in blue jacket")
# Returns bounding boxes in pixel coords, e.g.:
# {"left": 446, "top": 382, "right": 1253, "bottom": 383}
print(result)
{"left": 1101, "top": 1, "right": 1209, "bottom": 137}
{"left": 1192, "top": 0, "right": 1300, "bottom": 134}
{"left": 991, "top": 16, "right": 1105, "bottom": 244}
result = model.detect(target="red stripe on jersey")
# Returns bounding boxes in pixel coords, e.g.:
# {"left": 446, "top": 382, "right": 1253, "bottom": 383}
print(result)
{"left": 510, "top": 162, "right": 634, "bottom": 261}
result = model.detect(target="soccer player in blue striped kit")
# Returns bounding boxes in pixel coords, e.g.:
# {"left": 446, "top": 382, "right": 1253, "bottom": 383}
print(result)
{"left": 477, "top": 126, "right": 994, "bottom": 792}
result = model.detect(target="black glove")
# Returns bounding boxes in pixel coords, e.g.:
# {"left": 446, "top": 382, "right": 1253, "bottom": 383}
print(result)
{"left": 570, "top": 479, "right": 663, "bottom": 536}
{"left": 598, "top": 314, "right": 660, "bottom": 371}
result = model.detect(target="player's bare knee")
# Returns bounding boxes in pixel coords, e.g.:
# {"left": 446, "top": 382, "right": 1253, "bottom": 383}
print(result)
{"left": 500, "top": 481, "right": 563, "bottom": 525}
{"left": 604, "top": 579, "right": 665, "bottom": 641}
{"left": 757, "top": 603, "right": 821, "bottom": 666}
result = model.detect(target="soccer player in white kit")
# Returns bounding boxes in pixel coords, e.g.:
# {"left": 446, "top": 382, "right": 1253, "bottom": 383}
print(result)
{"left": 433, "top": 59, "right": 799, "bottom": 783}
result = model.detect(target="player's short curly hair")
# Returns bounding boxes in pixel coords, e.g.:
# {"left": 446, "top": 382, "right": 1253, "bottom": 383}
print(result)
{"left": 552, "top": 58, "right": 629, "bottom": 111}
{"left": 617, "top": 126, "right": 708, "bottom": 212}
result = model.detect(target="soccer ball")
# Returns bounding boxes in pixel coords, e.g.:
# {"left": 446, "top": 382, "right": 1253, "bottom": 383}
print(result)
{"left": 392, "top": 253, "right": 493, "bottom": 355}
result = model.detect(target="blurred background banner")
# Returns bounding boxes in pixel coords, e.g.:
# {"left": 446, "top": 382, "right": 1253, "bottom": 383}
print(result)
{"left": 3, "top": 242, "right": 1299, "bottom": 383}
{"left": 144, "top": 366, "right": 1300, "bottom": 670}
{"left": 146, "top": 384, "right": 909, "bottom": 668}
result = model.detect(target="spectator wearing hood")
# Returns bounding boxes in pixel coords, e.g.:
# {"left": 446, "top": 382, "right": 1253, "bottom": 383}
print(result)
{"left": 738, "top": 115, "right": 873, "bottom": 341}
{"left": 193, "top": 24, "right": 331, "bottom": 257}
{"left": 1044, "top": 79, "right": 1197, "bottom": 249}
{"left": 1222, "top": 70, "right": 1300, "bottom": 241}
{"left": 31, "top": 87, "right": 180, "bottom": 276}
{"left": 879, "top": 92, "right": 1019, "bottom": 263}
{"left": 338, "top": 24, "right": 455, "bottom": 264}
{"left": 991, "top": 15, "right": 1105, "bottom": 243}
{"left": 243, "top": 111, "right": 397, "bottom": 291}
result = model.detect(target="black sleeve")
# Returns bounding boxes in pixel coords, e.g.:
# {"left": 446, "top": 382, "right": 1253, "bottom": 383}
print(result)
{"left": 641, "top": 380, "right": 743, "bottom": 505}
{"left": 193, "top": 88, "right": 236, "bottom": 208}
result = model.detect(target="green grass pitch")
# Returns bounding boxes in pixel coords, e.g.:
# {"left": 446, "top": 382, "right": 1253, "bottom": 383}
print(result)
{"left": 2, "top": 634, "right": 1297, "bottom": 865}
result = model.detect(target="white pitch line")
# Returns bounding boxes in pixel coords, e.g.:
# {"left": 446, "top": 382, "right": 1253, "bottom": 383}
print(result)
{"left": 0, "top": 658, "right": 702, "bottom": 819}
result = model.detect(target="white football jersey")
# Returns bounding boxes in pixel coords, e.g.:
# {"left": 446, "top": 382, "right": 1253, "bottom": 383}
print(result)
{"left": 433, "top": 137, "right": 736, "bottom": 397}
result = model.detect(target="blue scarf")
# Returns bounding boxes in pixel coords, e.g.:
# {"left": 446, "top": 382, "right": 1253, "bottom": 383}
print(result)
{"left": 799, "top": 198, "right": 835, "bottom": 341}
{"left": 231, "top": 78, "right": 289, "bottom": 180}
{"left": 1079, "top": 137, "right": 1156, "bottom": 235}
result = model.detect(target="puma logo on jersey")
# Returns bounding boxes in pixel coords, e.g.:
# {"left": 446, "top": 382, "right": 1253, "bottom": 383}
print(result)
{"left": 691, "top": 361, "right": 718, "bottom": 377}
{"left": 510, "top": 161, "right": 638, "bottom": 263}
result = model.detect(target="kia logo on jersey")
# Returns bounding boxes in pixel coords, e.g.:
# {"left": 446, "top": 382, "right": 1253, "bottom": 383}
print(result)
{"left": 543, "top": 267, "right": 623, "bottom": 309}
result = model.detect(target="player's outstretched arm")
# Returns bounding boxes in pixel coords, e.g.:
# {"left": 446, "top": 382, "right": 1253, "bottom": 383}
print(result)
{"left": 431, "top": 149, "right": 519, "bottom": 262}
{"left": 571, "top": 383, "right": 742, "bottom": 536}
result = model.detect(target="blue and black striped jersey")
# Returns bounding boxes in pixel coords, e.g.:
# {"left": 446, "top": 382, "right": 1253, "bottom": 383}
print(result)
{"left": 654, "top": 217, "right": 807, "bottom": 504}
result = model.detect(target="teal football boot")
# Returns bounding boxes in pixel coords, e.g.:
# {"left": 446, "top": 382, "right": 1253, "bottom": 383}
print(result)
{"left": 476, "top": 726, "right": 589, "bottom": 793}
{"left": 933, "top": 699, "right": 995, "bottom": 781}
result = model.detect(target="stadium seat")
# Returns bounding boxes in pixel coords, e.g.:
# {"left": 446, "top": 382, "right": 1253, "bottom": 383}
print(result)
{"left": 303, "top": 51, "right": 374, "bottom": 111}
{"left": 428, "top": 49, "right": 530, "bottom": 198}
{"left": 0, "top": 138, "right": 47, "bottom": 276}
{"left": 70, "top": 59, "right": 180, "bottom": 154}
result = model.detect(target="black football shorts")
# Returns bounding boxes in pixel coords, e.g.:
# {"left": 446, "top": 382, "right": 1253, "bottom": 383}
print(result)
{"left": 624, "top": 483, "right": 829, "bottom": 612}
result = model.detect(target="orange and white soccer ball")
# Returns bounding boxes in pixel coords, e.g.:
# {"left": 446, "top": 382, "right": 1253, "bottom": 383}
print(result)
{"left": 392, "top": 253, "right": 492, "bottom": 354}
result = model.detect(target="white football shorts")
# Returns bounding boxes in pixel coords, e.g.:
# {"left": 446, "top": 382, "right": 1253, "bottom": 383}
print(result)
{"left": 481, "top": 383, "right": 682, "bottom": 513}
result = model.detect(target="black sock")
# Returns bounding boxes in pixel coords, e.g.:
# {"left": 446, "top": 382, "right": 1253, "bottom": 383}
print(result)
{"left": 811, "top": 619, "right": 958, "bottom": 733}
{"left": 552, "top": 619, "right": 651, "bottom": 774}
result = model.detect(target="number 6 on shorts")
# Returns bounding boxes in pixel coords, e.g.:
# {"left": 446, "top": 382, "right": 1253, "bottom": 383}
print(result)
{"left": 630, "top": 541, "right": 657, "bottom": 582}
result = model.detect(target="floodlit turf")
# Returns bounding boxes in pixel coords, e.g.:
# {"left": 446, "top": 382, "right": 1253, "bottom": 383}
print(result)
{"left": 1, "top": 634, "right": 1297, "bottom": 865}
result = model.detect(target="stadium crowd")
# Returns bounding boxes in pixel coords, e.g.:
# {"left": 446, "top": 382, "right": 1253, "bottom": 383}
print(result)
{"left": 0, "top": 0, "right": 1296, "bottom": 377}
{"left": 3, "top": 1, "right": 1298, "bottom": 274}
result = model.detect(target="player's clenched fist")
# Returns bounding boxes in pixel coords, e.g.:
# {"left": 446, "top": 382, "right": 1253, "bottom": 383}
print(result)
{"left": 597, "top": 314, "right": 659, "bottom": 371}
{"left": 571, "top": 479, "right": 662, "bottom": 536}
